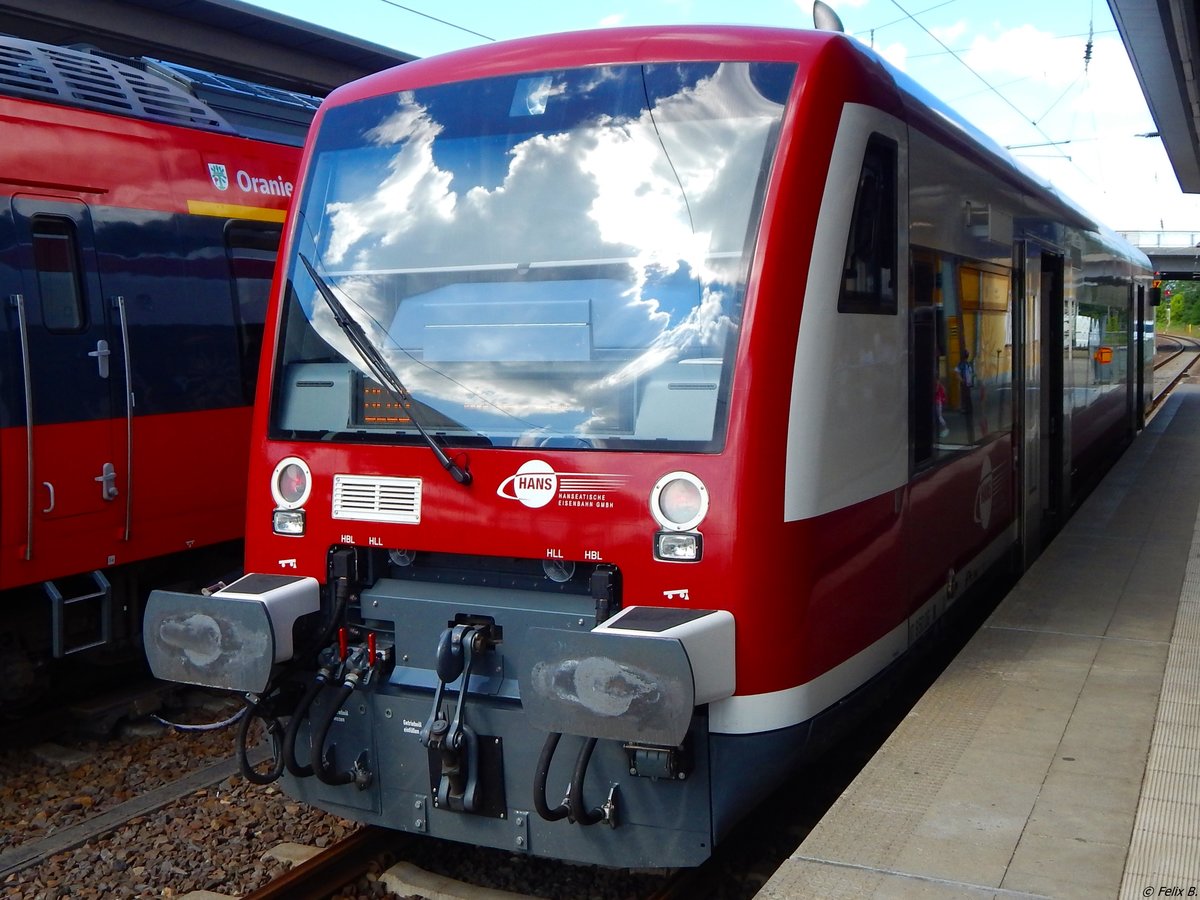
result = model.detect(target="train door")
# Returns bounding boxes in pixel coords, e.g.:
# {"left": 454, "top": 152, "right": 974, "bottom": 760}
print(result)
{"left": 226, "top": 221, "right": 284, "bottom": 403}
{"left": 1014, "top": 245, "right": 1065, "bottom": 565}
{"left": 6, "top": 197, "right": 124, "bottom": 581}
{"left": 1042, "top": 252, "right": 1066, "bottom": 538}
{"left": 1013, "top": 246, "right": 1038, "bottom": 563}
{"left": 1135, "top": 283, "right": 1147, "bottom": 426}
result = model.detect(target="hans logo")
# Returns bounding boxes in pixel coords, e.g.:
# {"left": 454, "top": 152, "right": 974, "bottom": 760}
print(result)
{"left": 208, "top": 163, "right": 229, "bottom": 191}
{"left": 974, "top": 455, "right": 1004, "bottom": 530}
{"left": 497, "top": 460, "right": 558, "bottom": 508}
{"left": 497, "top": 461, "right": 628, "bottom": 511}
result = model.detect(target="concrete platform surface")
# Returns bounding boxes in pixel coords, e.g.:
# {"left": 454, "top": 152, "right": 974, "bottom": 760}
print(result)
{"left": 759, "top": 387, "right": 1200, "bottom": 899}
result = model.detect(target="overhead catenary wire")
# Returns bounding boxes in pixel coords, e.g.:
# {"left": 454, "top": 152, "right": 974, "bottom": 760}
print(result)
{"left": 1033, "top": 73, "right": 1085, "bottom": 126}
{"left": 884, "top": 0, "right": 1071, "bottom": 163}
{"left": 899, "top": 3, "right": 1149, "bottom": 212}
{"left": 874, "top": 0, "right": 1123, "bottom": 197}
{"left": 376, "top": 0, "right": 495, "bottom": 43}
{"left": 364, "top": 1, "right": 1124, "bottom": 204}
{"left": 862, "top": 0, "right": 966, "bottom": 40}
{"left": 906, "top": 27, "right": 1116, "bottom": 61}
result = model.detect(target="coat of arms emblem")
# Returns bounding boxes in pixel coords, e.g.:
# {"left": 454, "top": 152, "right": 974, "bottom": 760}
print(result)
{"left": 208, "top": 163, "right": 229, "bottom": 191}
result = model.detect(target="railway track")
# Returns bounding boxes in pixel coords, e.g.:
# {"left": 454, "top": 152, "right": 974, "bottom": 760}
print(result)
{"left": 8, "top": 331, "right": 1189, "bottom": 899}
{"left": 242, "top": 826, "right": 404, "bottom": 900}
{"left": 243, "top": 580, "right": 1011, "bottom": 900}
{"left": 1151, "top": 330, "right": 1200, "bottom": 411}
{"left": 0, "top": 679, "right": 755, "bottom": 899}
{"left": 0, "top": 746, "right": 270, "bottom": 881}
{"left": 245, "top": 825, "right": 725, "bottom": 900}
{"left": 0, "top": 687, "right": 362, "bottom": 897}
{"left": 1155, "top": 329, "right": 1200, "bottom": 361}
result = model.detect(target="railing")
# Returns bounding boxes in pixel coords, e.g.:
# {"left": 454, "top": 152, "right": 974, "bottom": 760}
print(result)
{"left": 1119, "top": 230, "right": 1200, "bottom": 249}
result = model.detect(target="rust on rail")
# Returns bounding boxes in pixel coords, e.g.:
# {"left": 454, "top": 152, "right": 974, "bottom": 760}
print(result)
{"left": 244, "top": 825, "right": 402, "bottom": 900}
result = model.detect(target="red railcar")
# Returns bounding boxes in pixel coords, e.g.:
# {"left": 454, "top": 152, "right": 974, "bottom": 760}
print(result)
{"left": 0, "top": 35, "right": 315, "bottom": 702}
{"left": 146, "top": 25, "right": 1152, "bottom": 866}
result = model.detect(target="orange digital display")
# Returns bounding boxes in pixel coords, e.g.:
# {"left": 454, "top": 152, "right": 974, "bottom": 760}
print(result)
{"left": 361, "top": 385, "right": 412, "bottom": 425}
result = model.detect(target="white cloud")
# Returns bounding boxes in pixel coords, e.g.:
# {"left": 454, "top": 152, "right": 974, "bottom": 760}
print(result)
{"left": 964, "top": 24, "right": 1077, "bottom": 88}
{"left": 870, "top": 18, "right": 1161, "bottom": 229}
{"left": 876, "top": 41, "right": 909, "bottom": 71}
{"left": 931, "top": 20, "right": 968, "bottom": 45}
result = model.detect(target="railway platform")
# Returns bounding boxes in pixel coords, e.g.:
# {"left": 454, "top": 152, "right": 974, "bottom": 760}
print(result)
{"left": 758, "top": 384, "right": 1200, "bottom": 899}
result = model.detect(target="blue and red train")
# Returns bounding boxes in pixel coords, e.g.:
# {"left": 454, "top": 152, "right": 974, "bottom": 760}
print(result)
{"left": 146, "top": 23, "right": 1153, "bottom": 867}
{"left": 0, "top": 34, "right": 314, "bottom": 704}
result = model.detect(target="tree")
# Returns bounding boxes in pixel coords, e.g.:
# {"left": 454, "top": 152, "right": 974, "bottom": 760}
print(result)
{"left": 1164, "top": 281, "right": 1200, "bottom": 328}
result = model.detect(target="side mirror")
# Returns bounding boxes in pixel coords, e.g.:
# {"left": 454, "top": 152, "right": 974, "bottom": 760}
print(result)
{"left": 1149, "top": 286, "right": 1162, "bottom": 307}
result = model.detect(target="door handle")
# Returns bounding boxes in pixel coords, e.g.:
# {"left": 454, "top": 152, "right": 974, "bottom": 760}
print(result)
{"left": 88, "top": 339, "right": 111, "bottom": 378}
{"left": 42, "top": 481, "right": 55, "bottom": 513}
{"left": 95, "top": 463, "right": 119, "bottom": 501}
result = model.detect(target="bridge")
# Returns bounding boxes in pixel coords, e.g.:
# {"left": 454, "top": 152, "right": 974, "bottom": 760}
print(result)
{"left": 1119, "top": 231, "right": 1200, "bottom": 279}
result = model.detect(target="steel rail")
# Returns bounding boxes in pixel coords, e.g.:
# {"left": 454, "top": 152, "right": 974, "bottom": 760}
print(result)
{"left": 242, "top": 825, "right": 403, "bottom": 900}
{"left": 1151, "top": 331, "right": 1200, "bottom": 413}
{"left": 0, "top": 746, "right": 271, "bottom": 880}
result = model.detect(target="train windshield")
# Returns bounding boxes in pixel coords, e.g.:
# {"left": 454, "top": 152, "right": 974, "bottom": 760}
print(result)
{"left": 272, "top": 61, "right": 794, "bottom": 450}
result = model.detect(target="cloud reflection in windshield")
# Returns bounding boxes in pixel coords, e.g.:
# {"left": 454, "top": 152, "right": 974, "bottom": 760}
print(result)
{"left": 302, "top": 62, "right": 789, "bottom": 440}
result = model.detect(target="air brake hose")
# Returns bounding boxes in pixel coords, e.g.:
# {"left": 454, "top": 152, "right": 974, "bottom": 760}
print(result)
{"left": 282, "top": 670, "right": 330, "bottom": 777}
{"left": 237, "top": 697, "right": 285, "bottom": 785}
{"left": 567, "top": 736, "right": 606, "bottom": 826}
{"left": 312, "top": 678, "right": 358, "bottom": 786}
{"left": 234, "top": 572, "right": 354, "bottom": 787}
{"left": 319, "top": 577, "right": 351, "bottom": 652}
{"left": 533, "top": 732, "right": 571, "bottom": 821}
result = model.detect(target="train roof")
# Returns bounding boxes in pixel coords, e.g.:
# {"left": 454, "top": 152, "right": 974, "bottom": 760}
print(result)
{"left": 321, "top": 25, "right": 1148, "bottom": 270}
{"left": 0, "top": 32, "right": 319, "bottom": 146}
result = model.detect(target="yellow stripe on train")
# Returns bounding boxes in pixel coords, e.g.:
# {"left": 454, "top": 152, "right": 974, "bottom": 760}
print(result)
{"left": 186, "top": 200, "right": 286, "bottom": 222}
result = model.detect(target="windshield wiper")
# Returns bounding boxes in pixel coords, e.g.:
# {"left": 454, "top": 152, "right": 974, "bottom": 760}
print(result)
{"left": 298, "top": 253, "right": 472, "bottom": 486}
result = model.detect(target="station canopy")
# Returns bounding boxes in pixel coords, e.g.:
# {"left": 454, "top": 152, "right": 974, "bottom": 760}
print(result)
{"left": 1109, "top": 0, "right": 1200, "bottom": 192}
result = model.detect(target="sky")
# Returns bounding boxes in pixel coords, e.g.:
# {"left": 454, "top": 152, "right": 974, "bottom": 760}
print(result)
{"left": 239, "top": 0, "right": 1200, "bottom": 236}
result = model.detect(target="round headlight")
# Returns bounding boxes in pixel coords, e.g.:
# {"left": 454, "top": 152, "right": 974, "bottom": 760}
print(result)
{"left": 650, "top": 471, "right": 709, "bottom": 531}
{"left": 271, "top": 457, "right": 312, "bottom": 509}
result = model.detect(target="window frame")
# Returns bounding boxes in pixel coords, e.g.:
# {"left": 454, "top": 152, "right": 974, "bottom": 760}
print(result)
{"left": 838, "top": 133, "right": 899, "bottom": 316}
{"left": 31, "top": 216, "right": 87, "bottom": 334}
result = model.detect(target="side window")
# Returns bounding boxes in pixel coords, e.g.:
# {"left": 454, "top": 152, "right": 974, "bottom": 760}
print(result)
{"left": 226, "top": 222, "right": 282, "bottom": 402}
{"left": 839, "top": 133, "right": 897, "bottom": 315}
{"left": 956, "top": 264, "right": 1013, "bottom": 445}
{"left": 912, "top": 247, "right": 1013, "bottom": 471}
{"left": 32, "top": 218, "right": 86, "bottom": 332}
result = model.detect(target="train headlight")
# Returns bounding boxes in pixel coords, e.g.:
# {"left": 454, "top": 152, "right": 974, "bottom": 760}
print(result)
{"left": 655, "top": 531, "right": 703, "bottom": 561}
{"left": 650, "top": 472, "right": 708, "bottom": 531}
{"left": 271, "top": 457, "right": 312, "bottom": 509}
{"left": 272, "top": 509, "right": 306, "bottom": 536}
{"left": 271, "top": 457, "right": 311, "bottom": 536}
